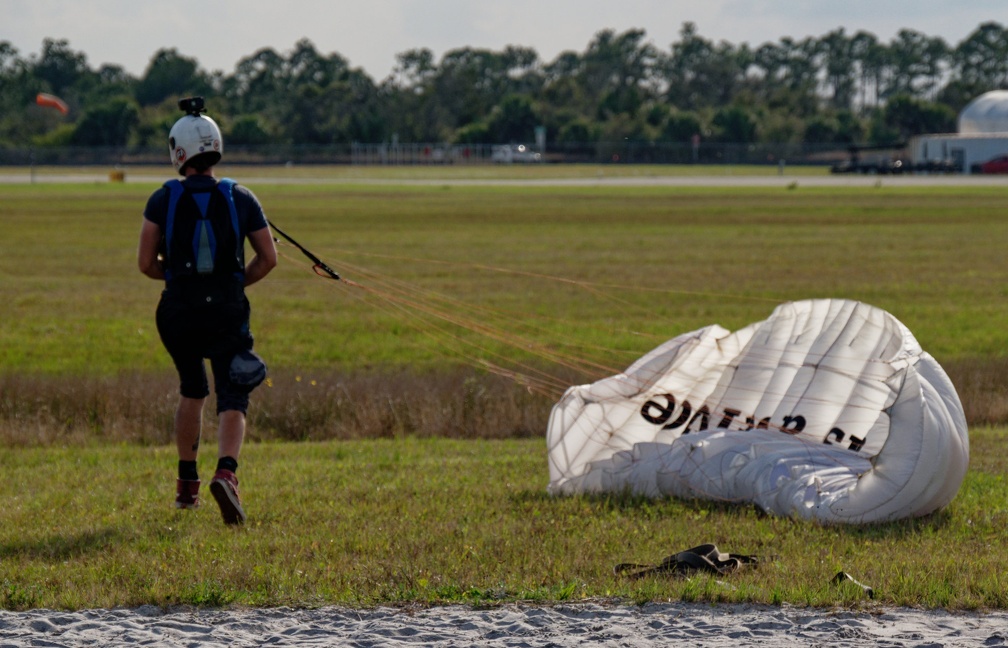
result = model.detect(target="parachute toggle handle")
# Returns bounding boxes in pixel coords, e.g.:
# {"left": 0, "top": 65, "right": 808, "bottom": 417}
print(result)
{"left": 311, "top": 262, "right": 341, "bottom": 281}
{"left": 268, "top": 220, "right": 341, "bottom": 281}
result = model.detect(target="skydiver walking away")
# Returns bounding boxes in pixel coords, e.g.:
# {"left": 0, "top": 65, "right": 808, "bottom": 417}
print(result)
{"left": 137, "top": 97, "right": 277, "bottom": 525}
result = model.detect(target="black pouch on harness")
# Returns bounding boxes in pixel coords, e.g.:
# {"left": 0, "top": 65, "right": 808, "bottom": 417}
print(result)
{"left": 229, "top": 349, "right": 267, "bottom": 392}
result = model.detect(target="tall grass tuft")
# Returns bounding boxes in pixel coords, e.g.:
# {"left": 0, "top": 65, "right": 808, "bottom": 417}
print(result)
{"left": 250, "top": 368, "right": 550, "bottom": 440}
{"left": 0, "top": 369, "right": 554, "bottom": 447}
{"left": 944, "top": 357, "right": 1008, "bottom": 425}
{"left": 2, "top": 359, "right": 1005, "bottom": 448}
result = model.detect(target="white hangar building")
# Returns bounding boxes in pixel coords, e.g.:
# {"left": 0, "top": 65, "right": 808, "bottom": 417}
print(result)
{"left": 909, "top": 90, "right": 1008, "bottom": 173}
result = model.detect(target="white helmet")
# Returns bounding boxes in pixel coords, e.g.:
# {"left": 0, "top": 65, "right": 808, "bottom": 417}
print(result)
{"left": 168, "top": 111, "right": 223, "bottom": 175}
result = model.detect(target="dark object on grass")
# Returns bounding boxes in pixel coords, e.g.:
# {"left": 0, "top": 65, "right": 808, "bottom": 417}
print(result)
{"left": 832, "top": 571, "right": 875, "bottom": 598}
{"left": 614, "top": 543, "right": 761, "bottom": 578}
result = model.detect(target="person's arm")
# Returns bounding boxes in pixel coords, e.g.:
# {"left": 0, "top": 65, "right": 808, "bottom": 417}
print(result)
{"left": 243, "top": 225, "right": 277, "bottom": 287}
{"left": 137, "top": 219, "right": 165, "bottom": 280}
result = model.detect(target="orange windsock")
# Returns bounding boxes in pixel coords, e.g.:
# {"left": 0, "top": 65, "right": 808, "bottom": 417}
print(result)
{"left": 36, "top": 93, "right": 69, "bottom": 115}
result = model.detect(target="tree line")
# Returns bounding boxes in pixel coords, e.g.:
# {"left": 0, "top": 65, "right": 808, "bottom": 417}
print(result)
{"left": 2, "top": 21, "right": 1007, "bottom": 155}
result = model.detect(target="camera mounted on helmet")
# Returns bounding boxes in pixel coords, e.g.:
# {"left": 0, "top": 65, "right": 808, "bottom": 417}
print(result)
{"left": 178, "top": 96, "right": 206, "bottom": 116}
{"left": 168, "top": 96, "right": 222, "bottom": 175}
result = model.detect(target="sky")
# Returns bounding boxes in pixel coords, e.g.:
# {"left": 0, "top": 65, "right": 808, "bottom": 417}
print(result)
{"left": 4, "top": 0, "right": 1006, "bottom": 81}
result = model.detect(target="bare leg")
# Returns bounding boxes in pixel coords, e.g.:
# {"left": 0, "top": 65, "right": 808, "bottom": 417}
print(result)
{"left": 175, "top": 396, "right": 205, "bottom": 461}
{"left": 211, "top": 409, "right": 247, "bottom": 524}
{"left": 217, "top": 410, "right": 245, "bottom": 461}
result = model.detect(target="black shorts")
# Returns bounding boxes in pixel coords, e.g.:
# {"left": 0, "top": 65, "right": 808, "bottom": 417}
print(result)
{"left": 155, "top": 285, "right": 256, "bottom": 414}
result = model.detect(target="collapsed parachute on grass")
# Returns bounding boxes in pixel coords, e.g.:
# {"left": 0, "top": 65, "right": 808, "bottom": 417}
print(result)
{"left": 546, "top": 299, "right": 969, "bottom": 524}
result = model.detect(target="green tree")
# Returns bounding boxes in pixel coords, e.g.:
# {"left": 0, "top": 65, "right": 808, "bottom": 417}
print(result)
{"left": 663, "top": 22, "right": 750, "bottom": 110}
{"left": 916, "top": 35, "right": 951, "bottom": 101}
{"left": 430, "top": 47, "right": 506, "bottom": 129}
{"left": 556, "top": 118, "right": 595, "bottom": 145}
{"left": 136, "top": 49, "right": 208, "bottom": 106}
{"left": 661, "top": 110, "right": 702, "bottom": 142}
{"left": 224, "top": 47, "right": 288, "bottom": 115}
{"left": 952, "top": 21, "right": 1008, "bottom": 89}
{"left": 887, "top": 29, "right": 950, "bottom": 101}
{"left": 32, "top": 38, "right": 88, "bottom": 96}
{"left": 803, "top": 116, "right": 834, "bottom": 143}
{"left": 579, "top": 29, "right": 656, "bottom": 118}
{"left": 486, "top": 94, "right": 540, "bottom": 143}
{"left": 936, "top": 78, "right": 990, "bottom": 113}
{"left": 228, "top": 114, "right": 272, "bottom": 145}
{"left": 391, "top": 48, "right": 436, "bottom": 88}
{"left": 287, "top": 39, "right": 348, "bottom": 90}
{"left": 331, "top": 69, "right": 385, "bottom": 143}
{"left": 709, "top": 105, "right": 757, "bottom": 142}
{"left": 70, "top": 96, "right": 139, "bottom": 145}
{"left": 850, "top": 30, "right": 885, "bottom": 110}
{"left": 454, "top": 120, "right": 491, "bottom": 144}
{"left": 384, "top": 48, "right": 445, "bottom": 142}
{"left": 780, "top": 37, "right": 821, "bottom": 105}
{"left": 871, "top": 94, "right": 956, "bottom": 142}
{"left": 0, "top": 40, "right": 19, "bottom": 74}
{"left": 835, "top": 110, "right": 864, "bottom": 143}
{"left": 0, "top": 41, "right": 41, "bottom": 144}
{"left": 4, "top": 21, "right": 1008, "bottom": 152}
{"left": 817, "top": 29, "right": 856, "bottom": 110}
{"left": 750, "top": 40, "right": 817, "bottom": 115}
{"left": 751, "top": 41, "right": 787, "bottom": 99}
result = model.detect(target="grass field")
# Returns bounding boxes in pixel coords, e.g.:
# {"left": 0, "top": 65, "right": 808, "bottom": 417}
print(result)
{"left": 3, "top": 431, "right": 1007, "bottom": 610}
{"left": 2, "top": 165, "right": 1007, "bottom": 610}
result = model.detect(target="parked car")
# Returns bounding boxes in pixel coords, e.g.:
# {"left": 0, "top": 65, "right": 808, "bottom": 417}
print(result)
{"left": 491, "top": 144, "right": 541, "bottom": 163}
{"left": 974, "top": 155, "right": 1008, "bottom": 174}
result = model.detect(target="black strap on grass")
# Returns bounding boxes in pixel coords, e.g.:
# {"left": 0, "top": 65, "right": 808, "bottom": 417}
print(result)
{"left": 614, "top": 543, "right": 762, "bottom": 578}
{"left": 832, "top": 571, "right": 875, "bottom": 598}
{"left": 269, "top": 220, "right": 341, "bottom": 280}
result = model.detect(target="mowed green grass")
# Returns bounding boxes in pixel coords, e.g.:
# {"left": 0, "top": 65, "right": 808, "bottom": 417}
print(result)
{"left": 2, "top": 168, "right": 1008, "bottom": 611}
{"left": 3, "top": 173, "right": 1008, "bottom": 374}
{"left": 3, "top": 433, "right": 1007, "bottom": 610}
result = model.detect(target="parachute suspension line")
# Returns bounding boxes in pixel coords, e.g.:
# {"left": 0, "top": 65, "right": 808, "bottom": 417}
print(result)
{"left": 291, "top": 244, "right": 667, "bottom": 375}
{"left": 325, "top": 247, "right": 787, "bottom": 307}
{"left": 272, "top": 241, "right": 895, "bottom": 422}
{"left": 272, "top": 240, "right": 888, "bottom": 414}
{"left": 330, "top": 254, "right": 629, "bottom": 377}
{"left": 359, "top": 290, "right": 570, "bottom": 398}
{"left": 270, "top": 238, "right": 609, "bottom": 396}
{"left": 324, "top": 256, "right": 597, "bottom": 396}
{"left": 269, "top": 235, "right": 900, "bottom": 435}
{"left": 310, "top": 246, "right": 821, "bottom": 375}
{"left": 349, "top": 275, "right": 571, "bottom": 397}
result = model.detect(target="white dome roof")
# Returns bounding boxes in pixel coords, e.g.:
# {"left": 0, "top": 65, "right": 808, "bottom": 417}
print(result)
{"left": 959, "top": 91, "right": 1008, "bottom": 134}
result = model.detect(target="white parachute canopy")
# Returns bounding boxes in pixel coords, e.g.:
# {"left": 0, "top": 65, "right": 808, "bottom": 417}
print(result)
{"left": 546, "top": 299, "right": 969, "bottom": 524}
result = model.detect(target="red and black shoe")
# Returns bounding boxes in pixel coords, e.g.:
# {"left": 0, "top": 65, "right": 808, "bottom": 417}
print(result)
{"left": 209, "top": 469, "right": 246, "bottom": 525}
{"left": 175, "top": 479, "right": 201, "bottom": 509}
